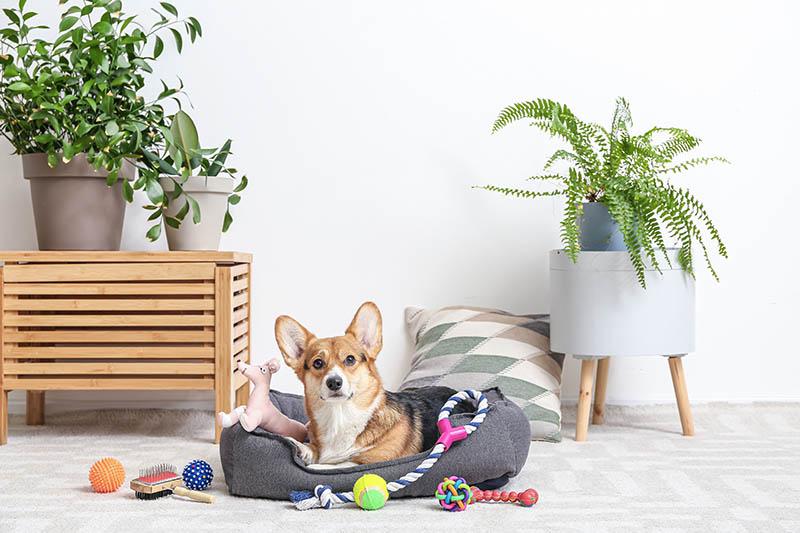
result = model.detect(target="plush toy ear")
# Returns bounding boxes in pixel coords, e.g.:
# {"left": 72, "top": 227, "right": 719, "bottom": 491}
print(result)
{"left": 275, "top": 315, "right": 315, "bottom": 370}
{"left": 346, "top": 302, "right": 383, "bottom": 359}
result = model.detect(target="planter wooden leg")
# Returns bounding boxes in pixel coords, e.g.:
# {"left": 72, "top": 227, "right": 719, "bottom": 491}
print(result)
{"left": 26, "top": 391, "right": 45, "bottom": 426}
{"left": 0, "top": 390, "right": 8, "bottom": 445}
{"left": 575, "top": 359, "right": 595, "bottom": 442}
{"left": 592, "top": 358, "right": 610, "bottom": 425}
{"left": 668, "top": 356, "right": 694, "bottom": 436}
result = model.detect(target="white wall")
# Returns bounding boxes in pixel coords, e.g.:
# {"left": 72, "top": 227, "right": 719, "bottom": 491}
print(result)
{"left": 3, "top": 0, "right": 799, "bottom": 414}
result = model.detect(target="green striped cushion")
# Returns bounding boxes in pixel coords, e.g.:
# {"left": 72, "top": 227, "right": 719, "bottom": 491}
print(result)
{"left": 401, "top": 306, "right": 563, "bottom": 442}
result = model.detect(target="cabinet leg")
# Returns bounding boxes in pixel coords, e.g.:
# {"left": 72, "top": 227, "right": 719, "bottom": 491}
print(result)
{"left": 235, "top": 382, "right": 250, "bottom": 408}
{"left": 592, "top": 358, "right": 610, "bottom": 425}
{"left": 575, "top": 359, "right": 595, "bottom": 442}
{"left": 668, "top": 356, "right": 694, "bottom": 436}
{"left": 1, "top": 390, "right": 8, "bottom": 445}
{"left": 26, "top": 391, "right": 45, "bottom": 426}
{"left": 215, "top": 389, "right": 232, "bottom": 444}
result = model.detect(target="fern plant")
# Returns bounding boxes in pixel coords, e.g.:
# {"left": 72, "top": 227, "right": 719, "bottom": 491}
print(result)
{"left": 477, "top": 98, "right": 728, "bottom": 288}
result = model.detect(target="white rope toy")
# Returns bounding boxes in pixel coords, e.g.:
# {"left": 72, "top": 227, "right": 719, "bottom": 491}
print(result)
{"left": 289, "top": 389, "right": 489, "bottom": 510}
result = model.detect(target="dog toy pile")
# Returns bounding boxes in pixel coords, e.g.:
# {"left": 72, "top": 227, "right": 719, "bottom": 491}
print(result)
{"left": 434, "top": 475, "right": 539, "bottom": 511}
{"left": 89, "top": 457, "right": 126, "bottom": 493}
{"left": 130, "top": 463, "right": 215, "bottom": 504}
{"left": 182, "top": 459, "right": 214, "bottom": 491}
{"left": 289, "top": 389, "right": 489, "bottom": 510}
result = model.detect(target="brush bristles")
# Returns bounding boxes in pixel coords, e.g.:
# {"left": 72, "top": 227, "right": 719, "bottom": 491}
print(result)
{"left": 139, "top": 463, "right": 177, "bottom": 479}
{"left": 135, "top": 489, "right": 173, "bottom": 500}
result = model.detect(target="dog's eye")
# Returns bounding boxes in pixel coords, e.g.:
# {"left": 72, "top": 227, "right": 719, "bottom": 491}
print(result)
{"left": 344, "top": 355, "right": 356, "bottom": 366}
{"left": 260, "top": 367, "right": 267, "bottom": 374}
{"left": 312, "top": 359, "right": 325, "bottom": 370}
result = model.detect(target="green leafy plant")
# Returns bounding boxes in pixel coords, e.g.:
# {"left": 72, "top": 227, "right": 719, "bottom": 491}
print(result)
{"left": 0, "top": 0, "right": 199, "bottom": 212}
{"left": 477, "top": 98, "right": 728, "bottom": 287}
{"left": 141, "top": 110, "right": 247, "bottom": 241}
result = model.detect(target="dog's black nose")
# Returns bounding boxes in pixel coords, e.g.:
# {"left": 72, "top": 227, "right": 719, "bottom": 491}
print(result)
{"left": 326, "top": 375, "right": 343, "bottom": 391}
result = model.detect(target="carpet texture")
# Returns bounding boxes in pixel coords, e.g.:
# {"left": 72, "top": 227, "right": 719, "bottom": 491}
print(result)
{"left": 1, "top": 403, "right": 799, "bottom": 532}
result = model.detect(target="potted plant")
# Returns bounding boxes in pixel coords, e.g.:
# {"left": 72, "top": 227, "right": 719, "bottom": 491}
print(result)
{"left": 140, "top": 111, "right": 247, "bottom": 250}
{"left": 477, "top": 98, "right": 728, "bottom": 287}
{"left": 0, "top": 0, "right": 199, "bottom": 250}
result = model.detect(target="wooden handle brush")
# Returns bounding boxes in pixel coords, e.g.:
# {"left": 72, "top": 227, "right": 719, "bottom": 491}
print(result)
{"left": 130, "top": 463, "right": 215, "bottom": 504}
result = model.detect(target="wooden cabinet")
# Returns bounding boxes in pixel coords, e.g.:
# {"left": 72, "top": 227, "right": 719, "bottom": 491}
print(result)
{"left": 0, "top": 251, "right": 253, "bottom": 445}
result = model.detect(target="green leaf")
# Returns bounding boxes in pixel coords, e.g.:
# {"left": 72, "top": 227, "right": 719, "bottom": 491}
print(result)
{"left": 122, "top": 180, "right": 134, "bottom": 202}
{"left": 175, "top": 199, "right": 190, "bottom": 221}
{"left": 169, "top": 110, "right": 200, "bottom": 162}
{"left": 106, "top": 169, "right": 119, "bottom": 186}
{"left": 7, "top": 81, "right": 30, "bottom": 91}
{"left": 105, "top": 121, "right": 119, "bottom": 136}
{"left": 222, "top": 210, "right": 233, "bottom": 232}
{"left": 116, "top": 53, "right": 129, "bottom": 68}
{"left": 206, "top": 139, "right": 231, "bottom": 176}
{"left": 92, "top": 20, "right": 113, "bottom": 35}
{"left": 146, "top": 179, "right": 164, "bottom": 205}
{"left": 153, "top": 36, "right": 163, "bottom": 58}
{"left": 186, "top": 194, "right": 201, "bottom": 224}
{"left": 160, "top": 2, "right": 178, "bottom": 17}
{"left": 233, "top": 175, "right": 248, "bottom": 193}
{"left": 169, "top": 27, "right": 182, "bottom": 53}
{"left": 80, "top": 79, "right": 94, "bottom": 96}
{"left": 188, "top": 16, "right": 202, "bottom": 37}
{"left": 165, "top": 216, "right": 180, "bottom": 229}
{"left": 228, "top": 194, "right": 241, "bottom": 205}
{"left": 107, "top": 0, "right": 122, "bottom": 13}
{"left": 59, "top": 15, "right": 78, "bottom": 31}
{"left": 3, "top": 9, "right": 20, "bottom": 25}
{"left": 146, "top": 223, "right": 162, "bottom": 242}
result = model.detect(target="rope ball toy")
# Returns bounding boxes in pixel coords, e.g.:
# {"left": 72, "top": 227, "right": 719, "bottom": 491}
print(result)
{"left": 435, "top": 476, "right": 539, "bottom": 512}
{"left": 290, "top": 389, "right": 489, "bottom": 510}
{"left": 89, "top": 457, "right": 126, "bottom": 493}
{"left": 182, "top": 459, "right": 214, "bottom": 491}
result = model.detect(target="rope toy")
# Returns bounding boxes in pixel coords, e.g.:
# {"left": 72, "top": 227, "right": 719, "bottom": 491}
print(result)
{"left": 435, "top": 476, "right": 539, "bottom": 511}
{"left": 289, "top": 389, "right": 489, "bottom": 510}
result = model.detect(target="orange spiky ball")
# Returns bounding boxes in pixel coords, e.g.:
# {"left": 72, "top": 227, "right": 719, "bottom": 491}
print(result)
{"left": 89, "top": 458, "right": 125, "bottom": 493}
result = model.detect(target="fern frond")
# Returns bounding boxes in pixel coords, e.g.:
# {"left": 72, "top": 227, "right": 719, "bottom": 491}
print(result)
{"left": 543, "top": 149, "right": 577, "bottom": 170}
{"left": 491, "top": 99, "right": 573, "bottom": 133}
{"left": 526, "top": 174, "right": 565, "bottom": 181}
{"left": 474, "top": 185, "right": 565, "bottom": 199}
{"left": 659, "top": 156, "right": 730, "bottom": 174}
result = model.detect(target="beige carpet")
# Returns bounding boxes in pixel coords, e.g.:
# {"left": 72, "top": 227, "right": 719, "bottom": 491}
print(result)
{"left": 1, "top": 403, "right": 799, "bottom": 532}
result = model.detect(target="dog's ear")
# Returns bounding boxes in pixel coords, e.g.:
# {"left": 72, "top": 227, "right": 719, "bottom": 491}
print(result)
{"left": 275, "top": 315, "right": 315, "bottom": 369}
{"left": 346, "top": 301, "right": 383, "bottom": 359}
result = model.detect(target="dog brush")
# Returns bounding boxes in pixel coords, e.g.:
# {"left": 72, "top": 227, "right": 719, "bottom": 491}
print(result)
{"left": 130, "top": 463, "right": 214, "bottom": 504}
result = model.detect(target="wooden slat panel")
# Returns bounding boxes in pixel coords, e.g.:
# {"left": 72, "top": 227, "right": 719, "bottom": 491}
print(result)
{"left": 233, "top": 307, "right": 248, "bottom": 324}
{"left": 5, "top": 298, "right": 214, "bottom": 311}
{"left": 4, "top": 283, "right": 214, "bottom": 296}
{"left": 3, "top": 377, "right": 214, "bottom": 390}
{"left": 232, "top": 336, "right": 248, "bottom": 356}
{"left": 5, "top": 330, "right": 214, "bottom": 343}
{"left": 230, "top": 264, "right": 249, "bottom": 278}
{"left": 232, "top": 278, "right": 248, "bottom": 293}
{"left": 215, "top": 266, "right": 234, "bottom": 443}
{"left": 0, "top": 251, "right": 251, "bottom": 264}
{"left": 233, "top": 321, "right": 249, "bottom": 339}
{"left": 5, "top": 362, "right": 214, "bottom": 375}
{"left": 0, "top": 268, "right": 4, "bottom": 387}
{"left": 233, "top": 371, "right": 247, "bottom": 390}
{"left": 232, "top": 293, "right": 248, "bottom": 309}
{"left": 3, "top": 263, "right": 215, "bottom": 282}
{"left": 3, "top": 314, "right": 214, "bottom": 327}
{"left": 5, "top": 346, "right": 215, "bottom": 359}
{"left": 233, "top": 349, "right": 250, "bottom": 365}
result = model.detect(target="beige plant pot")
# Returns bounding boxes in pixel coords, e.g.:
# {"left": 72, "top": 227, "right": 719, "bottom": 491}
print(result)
{"left": 22, "top": 153, "right": 136, "bottom": 251}
{"left": 160, "top": 176, "right": 234, "bottom": 251}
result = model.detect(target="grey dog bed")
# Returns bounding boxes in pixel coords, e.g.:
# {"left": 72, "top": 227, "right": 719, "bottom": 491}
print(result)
{"left": 220, "top": 388, "right": 531, "bottom": 500}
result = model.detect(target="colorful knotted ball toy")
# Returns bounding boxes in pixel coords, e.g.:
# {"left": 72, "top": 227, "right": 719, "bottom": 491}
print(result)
{"left": 89, "top": 457, "right": 126, "bottom": 493}
{"left": 353, "top": 474, "right": 389, "bottom": 510}
{"left": 435, "top": 476, "right": 472, "bottom": 512}
{"left": 182, "top": 459, "right": 214, "bottom": 491}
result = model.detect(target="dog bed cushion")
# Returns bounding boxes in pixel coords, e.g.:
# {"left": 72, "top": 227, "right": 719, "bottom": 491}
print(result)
{"left": 401, "top": 306, "right": 564, "bottom": 442}
{"left": 220, "top": 388, "right": 531, "bottom": 500}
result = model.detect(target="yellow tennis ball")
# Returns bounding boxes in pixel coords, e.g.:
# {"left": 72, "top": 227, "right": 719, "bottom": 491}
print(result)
{"left": 353, "top": 474, "right": 389, "bottom": 511}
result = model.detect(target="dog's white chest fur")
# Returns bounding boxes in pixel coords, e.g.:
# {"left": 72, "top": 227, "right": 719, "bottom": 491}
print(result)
{"left": 313, "top": 398, "right": 379, "bottom": 464}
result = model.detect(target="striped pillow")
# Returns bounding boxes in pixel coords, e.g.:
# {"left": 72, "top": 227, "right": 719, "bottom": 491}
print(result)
{"left": 400, "top": 306, "right": 564, "bottom": 442}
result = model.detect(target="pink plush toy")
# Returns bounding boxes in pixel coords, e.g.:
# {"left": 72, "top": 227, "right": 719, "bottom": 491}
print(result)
{"left": 217, "top": 358, "right": 308, "bottom": 442}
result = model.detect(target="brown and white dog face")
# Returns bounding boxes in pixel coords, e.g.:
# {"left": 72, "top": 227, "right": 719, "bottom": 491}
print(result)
{"left": 275, "top": 302, "right": 384, "bottom": 410}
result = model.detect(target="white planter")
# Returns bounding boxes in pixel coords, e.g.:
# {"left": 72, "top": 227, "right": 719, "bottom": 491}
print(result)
{"left": 160, "top": 176, "right": 234, "bottom": 251}
{"left": 549, "top": 249, "right": 695, "bottom": 357}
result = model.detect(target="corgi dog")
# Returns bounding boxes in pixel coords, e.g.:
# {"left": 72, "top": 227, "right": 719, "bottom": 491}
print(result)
{"left": 275, "top": 301, "right": 463, "bottom": 465}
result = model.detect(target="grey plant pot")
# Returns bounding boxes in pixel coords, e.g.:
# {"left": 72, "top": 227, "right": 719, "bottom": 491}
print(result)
{"left": 22, "top": 153, "right": 136, "bottom": 251}
{"left": 160, "top": 176, "right": 234, "bottom": 251}
{"left": 579, "top": 201, "right": 626, "bottom": 251}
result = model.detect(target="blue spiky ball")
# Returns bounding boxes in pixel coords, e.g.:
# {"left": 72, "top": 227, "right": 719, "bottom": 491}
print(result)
{"left": 182, "top": 460, "right": 214, "bottom": 491}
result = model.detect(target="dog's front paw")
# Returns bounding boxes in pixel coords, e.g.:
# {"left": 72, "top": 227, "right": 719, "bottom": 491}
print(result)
{"left": 285, "top": 437, "right": 315, "bottom": 465}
